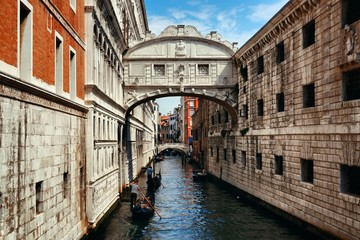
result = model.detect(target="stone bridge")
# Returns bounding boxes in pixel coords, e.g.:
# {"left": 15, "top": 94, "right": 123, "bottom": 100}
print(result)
{"left": 157, "top": 143, "right": 190, "bottom": 154}
{"left": 123, "top": 25, "right": 239, "bottom": 123}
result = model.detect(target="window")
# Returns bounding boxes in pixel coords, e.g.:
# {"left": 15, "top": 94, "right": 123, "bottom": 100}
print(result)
{"left": 242, "top": 104, "right": 248, "bottom": 119}
{"left": 63, "top": 172, "right": 69, "bottom": 198}
{"left": 340, "top": 164, "right": 360, "bottom": 196}
{"left": 232, "top": 149, "right": 236, "bottom": 163}
{"left": 211, "top": 115, "right": 215, "bottom": 125}
{"left": 275, "top": 155, "right": 283, "bottom": 175}
{"left": 257, "top": 56, "right": 264, "bottom": 74}
{"left": 216, "top": 147, "right": 219, "bottom": 162}
{"left": 70, "top": 0, "right": 76, "bottom": 12}
{"left": 224, "top": 149, "right": 227, "bottom": 161}
{"left": 241, "top": 151, "right": 246, "bottom": 168}
{"left": 276, "top": 41, "right": 285, "bottom": 63}
{"left": 240, "top": 65, "right": 248, "bottom": 82}
{"left": 256, "top": 153, "right": 262, "bottom": 170}
{"left": 55, "top": 33, "right": 63, "bottom": 94}
{"left": 69, "top": 48, "right": 76, "bottom": 100}
{"left": 19, "top": 1, "right": 32, "bottom": 81}
{"left": 218, "top": 112, "right": 221, "bottom": 124}
{"left": 198, "top": 64, "right": 209, "bottom": 75}
{"left": 224, "top": 110, "right": 229, "bottom": 123}
{"left": 301, "top": 159, "right": 314, "bottom": 183}
{"left": 210, "top": 147, "right": 213, "bottom": 157}
{"left": 343, "top": 68, "right": 360, "bottom": 101}
{"left": 36, "top": 181, "right": 43, "bottom": 214}
{"left": 276, "top": 92, "right": 285, "bottom": 112}
{"left": 257, "top": 99, "right": 264, "bottom": 116}
{"left": 303, "top": 83, "right": 315, "bottom": 108}
{"left": 303, "top": 20, "right": 315, "bottom": 48}
{"left": 343, "top": 0, "right": 360, "bottom": 26}
{"left": 154, "top": 64, "right": 165, "bottom": 76}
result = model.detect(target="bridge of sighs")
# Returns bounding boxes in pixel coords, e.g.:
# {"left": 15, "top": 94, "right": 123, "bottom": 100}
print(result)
{"left": 123, "top": 25, "right": 240, "bottom": 122}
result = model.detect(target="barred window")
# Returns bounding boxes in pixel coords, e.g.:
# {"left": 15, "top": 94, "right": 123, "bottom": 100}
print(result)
{"left": 154, "top": 64, "right": 165, "bottom": 76}
{"left": 303, "top": 20, "right": 315, "bottom": 48}
{"left": 198, "top": 64, "right": 209, "bottom": 75}
{"left": 343, "top": 0, "right": 360, "bottom": 26}
{"left": 343, "top": 68, "right": 360, "bottom": 101}
{"left": 303, "top": 83, "right": 315, "bottom": 108}
{"left": 276, "top": 41, "right": 285, "bottom": 63}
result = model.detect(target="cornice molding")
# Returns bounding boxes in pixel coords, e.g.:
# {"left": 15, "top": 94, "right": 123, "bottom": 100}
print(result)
{"left": 0, "top": 71, "right": 87, "bottom": 117}
{"left": 85, "top": 84, "right": 127, "bottom": 114}
{"left": 234, "top": 0, "right": 321, "bottom": 63}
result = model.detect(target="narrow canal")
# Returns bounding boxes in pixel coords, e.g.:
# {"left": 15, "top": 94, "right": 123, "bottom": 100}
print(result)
{"left": 92, "top": 155, "right": 320, "bottom": 240}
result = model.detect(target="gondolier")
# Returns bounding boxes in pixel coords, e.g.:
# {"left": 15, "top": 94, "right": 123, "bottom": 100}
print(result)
{"left": 130, "top": 180, "right": 140, "bottom": 208}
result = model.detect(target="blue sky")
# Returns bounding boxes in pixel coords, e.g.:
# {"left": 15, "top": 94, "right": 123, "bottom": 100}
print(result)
{"left": 146, "top": 0, "right": 289, "bottom": 114}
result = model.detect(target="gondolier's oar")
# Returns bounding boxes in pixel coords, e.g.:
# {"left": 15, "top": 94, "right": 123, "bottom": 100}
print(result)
{"left": 138, "top": 188, "right": 162, "bottom": 219}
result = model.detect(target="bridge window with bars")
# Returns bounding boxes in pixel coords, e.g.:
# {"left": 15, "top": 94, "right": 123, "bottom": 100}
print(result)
{"left": 154, "top": 64, "right": 165, "bottom": 76}
{"left": 198, "top": 64, "right": 209, "bottom": 75}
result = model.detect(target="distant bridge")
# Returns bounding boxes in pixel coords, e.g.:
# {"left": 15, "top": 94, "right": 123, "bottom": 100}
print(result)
{"left": 157, "top": 143, "right": 189, "bottom": 153}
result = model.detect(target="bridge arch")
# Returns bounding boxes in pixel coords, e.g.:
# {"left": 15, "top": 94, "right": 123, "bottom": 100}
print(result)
{"left": 123, "top": 25, "right": 239, "bottom": 124}
{"left": 157, "top": 143, "right": 190, "bottom": 154}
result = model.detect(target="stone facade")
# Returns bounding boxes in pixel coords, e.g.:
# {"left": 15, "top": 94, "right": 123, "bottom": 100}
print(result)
{"left": 0, "top": 0, "right": 154, "bottom": 239}
{"left": 0, "top": 0, "right": 88, "bottom": 239}
{"left": 207, "top": 0, "right": 360, "bottom": 239}
{"left": 84, "top": 0, "right": 153, "bottom": 228}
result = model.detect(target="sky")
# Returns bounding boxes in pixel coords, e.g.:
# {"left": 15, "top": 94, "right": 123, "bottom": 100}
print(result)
{"left": 145, "top": 0, "right": 289, "bottom": 115}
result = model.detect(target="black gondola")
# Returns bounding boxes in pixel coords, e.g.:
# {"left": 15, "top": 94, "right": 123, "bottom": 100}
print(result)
{"left": 153, "top": 172, "right": 162, "bottom": 190}
{"left": 131, "top": 196, "right": 155, "bottom": 220}
{"left": 154, "top": 155, "right": 164, "bottom": 162}
{"left": 192, "top": 170, "right": 207, "bottom": 181}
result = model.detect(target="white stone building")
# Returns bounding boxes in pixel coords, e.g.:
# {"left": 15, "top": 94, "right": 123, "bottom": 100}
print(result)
{"left": 84, "top": 0, "right": 154, "bottom": 229}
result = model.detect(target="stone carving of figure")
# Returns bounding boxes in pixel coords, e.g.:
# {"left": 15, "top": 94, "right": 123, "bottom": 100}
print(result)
{"left": 128, "top": 90, "right": 138, "bottom": 100}
{"left": 176, "top": 40, "right": 186, "bottom": 56}
{"left": 345, "top": 24, "right": 357, "bottom": 55}
{"left": 178, "top": 64, "right": 185, "bottom": 76}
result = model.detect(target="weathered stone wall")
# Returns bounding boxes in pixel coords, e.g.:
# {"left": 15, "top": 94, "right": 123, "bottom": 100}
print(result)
{"left": 0, "top": 82, "right": 87, "bottom": 239}
{"left": 208, "top": 0, "right": 360, "bottom": 239}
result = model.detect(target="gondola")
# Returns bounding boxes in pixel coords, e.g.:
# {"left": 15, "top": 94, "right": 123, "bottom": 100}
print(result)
{"left": 153, "top": 172, "right": 162, "bottom": 190}
{"left": 154, "top": 155, "right": 164, "bottom": 162}
{"left": 131, "top": 197, "right": 155, "bottom": 220}
{"left": 192, "top": 170, "right": 207, "bottom": 181}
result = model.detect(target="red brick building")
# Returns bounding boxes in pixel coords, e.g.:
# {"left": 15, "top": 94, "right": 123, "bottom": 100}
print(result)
{"left": 183, "top": 96, "right": 198, "bottom": 145}
{"left": 0, "top": 0, "right": 85, "bottom": 98}
{"left": 0, "top": 0, "right": 87, "bottom": 239}
{"left": 191, "top": 98, "right": 210, "bottom": 169}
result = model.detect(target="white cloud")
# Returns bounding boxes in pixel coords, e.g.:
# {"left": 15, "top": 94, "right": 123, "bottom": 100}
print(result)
{"left": 168, "top": 5, "right": 215, "bottom": 22}
{"left": 147, "top": 1, "right": 289, "bottom": 45}
{"left": 247, "top": 0, "right": 288, "bottom": 22}
{"left": 168, "top": 8, "right": 187, "bottom": 20}
{"left": 216, "top": 8, "right": 243, "bottom": 33}
{"left": 147, "top": 16, "right": 177, "bottom": 35}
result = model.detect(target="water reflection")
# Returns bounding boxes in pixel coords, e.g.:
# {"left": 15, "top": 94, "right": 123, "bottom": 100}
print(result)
{"left": 92, "top": 156, "right": 318, "bottom": 240}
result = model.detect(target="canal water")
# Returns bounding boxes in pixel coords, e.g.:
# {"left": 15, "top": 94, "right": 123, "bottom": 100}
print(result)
{"left": 92, "top": 156, "right": 320, "bottom": 240}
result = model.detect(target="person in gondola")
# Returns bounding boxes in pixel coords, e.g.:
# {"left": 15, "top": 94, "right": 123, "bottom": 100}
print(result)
{"left": 130, "top": 180, "right": 139, "bottom": 208}
{"left": 147, "top": 166, "right": 153, "bottom": 181}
